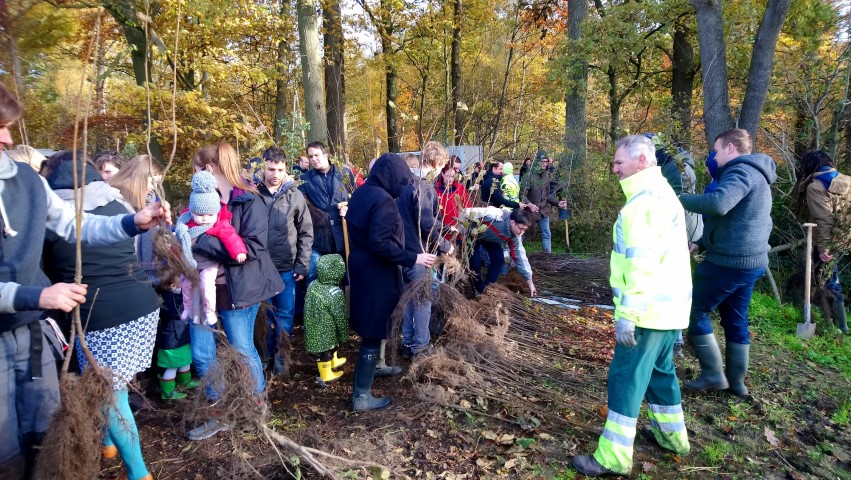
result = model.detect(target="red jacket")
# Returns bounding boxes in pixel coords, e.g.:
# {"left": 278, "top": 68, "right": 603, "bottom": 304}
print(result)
{"left": 183, "top": 205, "right": 248, "bottom": 261}
{"left": 435, "top": 177, "right": 472, "bottom": 232}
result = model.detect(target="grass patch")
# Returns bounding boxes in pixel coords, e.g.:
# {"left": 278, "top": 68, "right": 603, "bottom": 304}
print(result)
{"left": 749, "top": 292, "right": 851, "bottom": 379}
{"left": 832, "top": 399, "right": 851, "bottom": 426}
{"left": 702, "top": 440, "right": 735, "bottom": 465}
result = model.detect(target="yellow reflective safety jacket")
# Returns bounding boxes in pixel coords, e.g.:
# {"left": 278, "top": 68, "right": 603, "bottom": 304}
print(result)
{"left": 610, "top": 166, "right": 691, "bottom": 330}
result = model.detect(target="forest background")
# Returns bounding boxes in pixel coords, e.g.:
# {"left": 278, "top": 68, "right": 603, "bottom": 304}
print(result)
{"left": 2, "top": 0, "right": 851, "bottom": 256}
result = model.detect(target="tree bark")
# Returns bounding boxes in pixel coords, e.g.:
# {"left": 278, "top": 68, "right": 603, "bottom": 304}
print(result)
{"left": 385, "top": 59, "right": 399, "bottom": 152}
{"left": 607, "top": 66, "right": 621, "bottom": 143}
{"left": 670, "top": 23, "right": 696, "bottom": 148}
{"left": 738, "top": 0, "right": 792, "bottom": 142}
{"left": 323, "top": 0, "right": 346, "bottom": 157}
{"left": 450, "top": 0, "right": 463, "bottom": 145}
{"left": 564, "top": 0, "right": 587, "bottom": 168}
{"left": 273, "top": 38, "right": 288, "bottom": 145}
{"left": 691, "top": 0, "right": 733, "bottom": 147}
{"left": 297, "top": 0, "right": 329, "bottom": 144}
{"left": 378, "top": 0, "right": 399, "bottom": 152}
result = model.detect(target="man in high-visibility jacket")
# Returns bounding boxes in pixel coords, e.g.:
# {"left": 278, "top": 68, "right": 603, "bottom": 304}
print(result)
{"left": 572, "top": 135, "right": 691, "bottom": 476}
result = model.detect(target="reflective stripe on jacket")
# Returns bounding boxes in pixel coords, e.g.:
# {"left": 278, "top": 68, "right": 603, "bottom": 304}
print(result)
{"left": 610, "top": 166, "right": 691, "bottom": 330}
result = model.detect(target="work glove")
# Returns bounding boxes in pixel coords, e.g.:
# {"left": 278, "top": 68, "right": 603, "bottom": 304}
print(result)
{"left": 615, "top": 318, "right": 637, "bottom": 346}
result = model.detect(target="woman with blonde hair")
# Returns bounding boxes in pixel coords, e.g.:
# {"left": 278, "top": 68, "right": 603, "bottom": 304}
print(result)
{"left": 111, "top": 155, "right": 202, "bottom": 400}
{"left": 185, "top": 143, "right": 283, "bottom": 440}
{"left": 108, "top": 155, "right": 163, "bottom": 211}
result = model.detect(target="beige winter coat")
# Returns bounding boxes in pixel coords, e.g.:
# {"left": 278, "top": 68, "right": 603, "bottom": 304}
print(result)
{"left": 806, "top": 170, "right": 851, "bottom": 254}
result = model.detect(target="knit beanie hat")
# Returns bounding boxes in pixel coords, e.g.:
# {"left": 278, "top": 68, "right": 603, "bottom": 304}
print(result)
{"left": 175, "top": 171, "right": 221, "bottom": 269}
{"left": 502, "top": 162, "right": 514, "bottom": 175}
{"left": 189, "top": 171, "right": 222, "bottom": 216}
{"left": 534, "top": 150, "right": 548, "bottom": 162}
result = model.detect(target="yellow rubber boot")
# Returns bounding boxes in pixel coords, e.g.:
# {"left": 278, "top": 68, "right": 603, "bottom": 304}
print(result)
{"left": 317, "top": 360, "right": 344, "bottom": 382}
{"left": 331, "top": 351, "right": 346, "bottom": 369}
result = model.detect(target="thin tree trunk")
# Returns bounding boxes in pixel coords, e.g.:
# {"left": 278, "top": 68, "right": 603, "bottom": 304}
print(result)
{"left": 273, "top": 38, "right": 288, "bottom": 145}
{"left": 670, "top": 23, "right": 696, "bottom": 148}
{"left": 738, "top": 0, "right": 792, "bottom": 142}
{"left": 793, "top": 99, "right": 813, "bottom": 160}
{"left": 450, "top": 0, "right": 463, "bottom": 145}
{"left": 323, "top": 0, "right": 346, "bottom": 157}
{"left": 95, "top": 40, "right": 108, "bottom": 115}
{"left": 844, "top": 118, "right": 851, "bottom": 168}
{"left": 607, "top": 66, "right": 620, "bottom": 144}
{"left": 692, "top": 0, "right": 733, "bottom": 147}
{"left": 825, "top": 50, "right": 851, "bottom": 160}
{"left": 297, "top": 0, "right": 329, "bottom": 144}
{"left": 385, "top": 59, "right": 400, "bottom": 152}
{"left": 512, "top": 57, "right": 527, "bottom": 158}
{"left": 417, "top": 66, "right": 429, "bottom": 147}
{"left": 564, "top": 0, "right": 588, "bottom": 168}
{"left": 489, "top": 18, "right": 517, "bottom": 155}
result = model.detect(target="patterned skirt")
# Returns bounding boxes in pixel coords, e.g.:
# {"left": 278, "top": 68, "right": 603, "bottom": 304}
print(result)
{"left": 77, "top": 309, "right": 159, "bottom": 390}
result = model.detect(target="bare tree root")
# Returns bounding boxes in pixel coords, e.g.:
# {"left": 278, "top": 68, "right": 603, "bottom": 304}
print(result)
{"left": 34, "top": 368, "right": 112, "bottom": 480}
{"left": 152, "top": 224, "right": 199, "bottom": 287}
{"left": 395, "top": 255, "right": 616, "bottom": 438}
{"left": 182, "top": 330, "right": 266, "bottom": 435}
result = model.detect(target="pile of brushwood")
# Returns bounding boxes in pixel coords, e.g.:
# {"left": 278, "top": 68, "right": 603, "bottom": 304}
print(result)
{"left": 51, "top": 253, "right": 624, "bottom": 479}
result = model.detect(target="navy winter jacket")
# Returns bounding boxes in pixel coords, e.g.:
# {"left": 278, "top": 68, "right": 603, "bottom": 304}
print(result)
{"left": 298, "top": 165, "right": 356, "bottom": 254}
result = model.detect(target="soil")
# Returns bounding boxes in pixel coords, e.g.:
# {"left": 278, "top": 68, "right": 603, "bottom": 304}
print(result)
{"left": 96, "top": 254, "right": 851, "bottom": 480}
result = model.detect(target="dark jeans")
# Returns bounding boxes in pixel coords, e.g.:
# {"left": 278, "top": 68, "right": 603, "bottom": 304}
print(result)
{"left": 470, "top": 240, "right": 505, "bottom": 293}
{"left": 688, "top": 261, "right": 765, "bottom": 345}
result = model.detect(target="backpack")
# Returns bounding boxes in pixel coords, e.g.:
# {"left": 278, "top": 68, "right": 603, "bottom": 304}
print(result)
{"left": 827, "top": 173, "right": 851, "bottom": 249}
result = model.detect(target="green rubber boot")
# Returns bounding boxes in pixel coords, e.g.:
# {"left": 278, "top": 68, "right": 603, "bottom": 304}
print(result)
{"left": 176, "top": 370, "right": 200, "bottom": 389}
{"left": 160, "top": 377, "right": 188, "bottom": 400}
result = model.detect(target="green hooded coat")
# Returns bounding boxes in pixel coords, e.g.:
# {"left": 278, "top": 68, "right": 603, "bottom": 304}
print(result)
{"left": 304, "top": 254, "right": 349, "bottom": 353}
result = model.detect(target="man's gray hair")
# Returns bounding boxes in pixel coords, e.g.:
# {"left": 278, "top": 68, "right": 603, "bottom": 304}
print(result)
{"left": 615, "top": 135, "right": 657, "bottom": 167}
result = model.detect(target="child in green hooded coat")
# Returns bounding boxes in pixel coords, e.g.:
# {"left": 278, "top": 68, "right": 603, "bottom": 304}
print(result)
{"left": 304, "top": 254, "right": 350, "bottom": 381}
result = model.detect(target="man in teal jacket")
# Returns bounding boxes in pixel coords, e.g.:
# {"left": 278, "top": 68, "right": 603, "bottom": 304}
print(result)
{"left": 573, "top": 135, "right": 691, "bottom": 476}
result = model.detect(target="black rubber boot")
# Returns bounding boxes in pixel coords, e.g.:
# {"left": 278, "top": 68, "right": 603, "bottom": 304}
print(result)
{"left": 725, "top": 342, "right": 750, "bottom": 396}
{"left": 352, "top": 344, "right": 392, "bottom": 411}
{"left": 572, "top": 455, "right": 614, "bottom": 477}
{"left": 684, "top": 334, "right": 729, "bottom": 392}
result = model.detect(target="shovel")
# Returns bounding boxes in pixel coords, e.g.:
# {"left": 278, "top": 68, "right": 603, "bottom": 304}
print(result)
{"left": 797, "top": 222, "right": 818, "bottom": 339}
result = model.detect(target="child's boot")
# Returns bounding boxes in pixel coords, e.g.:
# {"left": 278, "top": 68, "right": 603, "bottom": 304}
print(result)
{"left": 102, "top": 445, "right": 118, "bottom": 459}
{"left": 317, "top": 360, "right": 344, "bottom": 382}
{"left": 205, "top": 311, "right": 218, "bottom": 326}
{"left": 176, "top": 370, "right": 200, "bottom": 389}
{"left": 331, "top": 350, "right": 347, "bottom": 369}
{"left": 159, "top": 377, "right": 187, "bottom": 400}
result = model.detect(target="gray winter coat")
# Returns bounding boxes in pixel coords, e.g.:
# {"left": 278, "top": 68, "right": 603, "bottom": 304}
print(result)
{"left": 679, "top": 153, "right": 777, "bottom": 270}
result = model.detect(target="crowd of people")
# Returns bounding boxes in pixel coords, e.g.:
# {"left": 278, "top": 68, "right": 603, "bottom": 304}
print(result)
{"left": 0, "top": 76, "right": 846, "bottom": 479}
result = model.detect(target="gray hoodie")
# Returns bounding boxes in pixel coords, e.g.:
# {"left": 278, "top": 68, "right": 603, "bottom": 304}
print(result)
{"left": 0, "top": 152, "right": 142, "bottom": 330}
{"left": 679, "top": 153, "right": 777, "bottom": 270}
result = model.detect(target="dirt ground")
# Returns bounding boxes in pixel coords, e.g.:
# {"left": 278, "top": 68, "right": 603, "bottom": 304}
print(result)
{"left": 98, "top": 254, "right": 851, "bottom": 479}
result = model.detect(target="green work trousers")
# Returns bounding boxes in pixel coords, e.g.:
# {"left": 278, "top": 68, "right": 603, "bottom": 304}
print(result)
{"left": 593, "top": 327, "right": 690, "bottom": 474}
